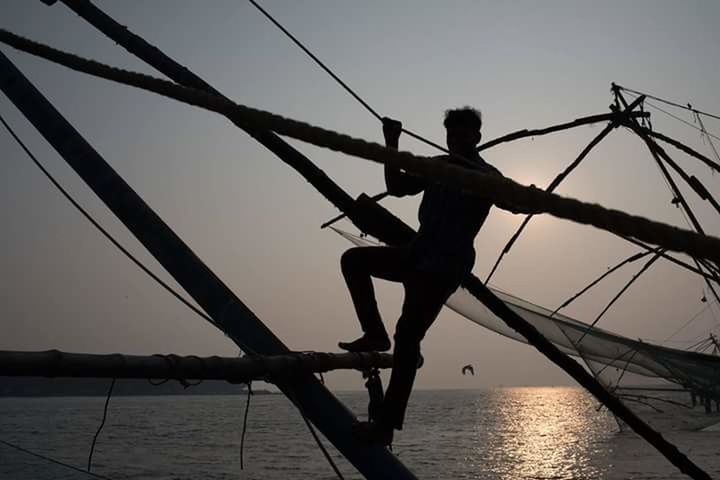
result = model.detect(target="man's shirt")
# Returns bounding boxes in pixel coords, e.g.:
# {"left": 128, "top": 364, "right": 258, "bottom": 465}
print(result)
{"left": 387, "top": 152, "right": 502, "bottom": 280}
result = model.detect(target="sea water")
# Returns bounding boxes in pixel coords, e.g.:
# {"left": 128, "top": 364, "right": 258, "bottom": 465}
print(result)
{"left": 1, "top": 388, "right": 719, "bottom": 479}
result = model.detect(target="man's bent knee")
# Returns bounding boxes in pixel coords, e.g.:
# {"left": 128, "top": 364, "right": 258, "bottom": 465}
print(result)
{"left": 341, "top": 247, "right": 365, "bottom": 274}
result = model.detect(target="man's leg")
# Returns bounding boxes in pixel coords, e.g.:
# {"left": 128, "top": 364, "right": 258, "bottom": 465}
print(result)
{"left": 381, "top": 272, "right": 460, "bottom": 431}
{"left": 339, "top": 246, "right": 410, "bottom": 352}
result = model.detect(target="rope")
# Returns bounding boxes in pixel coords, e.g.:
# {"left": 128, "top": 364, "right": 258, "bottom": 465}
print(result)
{"left": 147, "top": 354, "right": 204, "bottom": 388}
{"left": 247, "top": 0, "right": 379, "bottom": 121}
{"left": 239, "top": 382, "right": 252, "bottom": 469}
{"left": 624, "top": 93, "right": 720, "bottom": 142}
{"left": 694, "top": 112, "right": 720, "bottom": 166}
{"left": 0, "top": 110, "right": 220, "bottom": 329}
{"left": 645, "top": 99, "right": 720, "bottom": 142}
{"left": 87, "top": 378, "right": 115, "bottom": 472}
{"left": 246, "top": 0, "right": 448, "bottom": 154}
{"left": 664, "top": 298, "right": 720, "bottom": 344}
{"left": 0, "top": 439, "right": 114, "bottom": 480}
{"left": 615, "top": 84, "right": 720, "bottom": 122}
{"left": 2, "top": 30, "right": 719, "bottom": 265}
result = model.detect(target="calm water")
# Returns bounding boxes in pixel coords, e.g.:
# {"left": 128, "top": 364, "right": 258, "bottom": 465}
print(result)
{"left": 1, "top": 388, "right": 719, "bottom": 479}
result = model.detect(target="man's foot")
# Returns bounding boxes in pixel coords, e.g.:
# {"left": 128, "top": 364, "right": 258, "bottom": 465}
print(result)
{"left": 352, "top": 421, "right": 393, "bottom": 446}
{"left": 338, "top": 334, "right": 391, "bottom": 353}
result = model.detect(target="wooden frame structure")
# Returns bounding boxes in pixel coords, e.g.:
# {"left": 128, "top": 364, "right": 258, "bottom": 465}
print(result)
{"left": 1, "top": 1, "right": 718, "bottom": 478}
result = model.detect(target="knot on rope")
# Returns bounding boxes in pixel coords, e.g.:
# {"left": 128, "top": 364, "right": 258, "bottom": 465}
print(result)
{"left": 149, "top": 353, "right": 203, "bottom": 388}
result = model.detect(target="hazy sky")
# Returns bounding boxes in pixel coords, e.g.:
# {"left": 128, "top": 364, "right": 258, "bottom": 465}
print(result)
{"left": 1, "top": 1, "right": 720, "bottom": 391}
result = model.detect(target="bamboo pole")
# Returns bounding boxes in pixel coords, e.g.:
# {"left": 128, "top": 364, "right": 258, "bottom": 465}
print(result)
{"left": 642, "top": 128, "right": 720, "bottom": 173}
{"left": 477, "top": 111, "right": 649, "bottom": 152}
{"left": 624, "top": 124, "right": 720, "bottom": 217}
{"left": 0, "top": 350, "right": 393, "bottom": 382}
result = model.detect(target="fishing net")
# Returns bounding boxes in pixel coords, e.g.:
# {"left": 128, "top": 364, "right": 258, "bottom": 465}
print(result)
{"left": 334, "top": 228, "right": 720, "bottom": 430}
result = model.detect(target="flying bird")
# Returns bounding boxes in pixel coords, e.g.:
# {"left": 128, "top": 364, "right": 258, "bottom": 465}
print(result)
{"left": 461, "top": 364, "right": 474, "bottom": 376}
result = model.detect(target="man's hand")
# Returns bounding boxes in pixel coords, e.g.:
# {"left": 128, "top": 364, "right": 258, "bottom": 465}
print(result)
{"left": 382, "top": 116, "right": 424, "bottom": 196}
{"left": 382, "top": 117, "right": 402, "bottom": 149}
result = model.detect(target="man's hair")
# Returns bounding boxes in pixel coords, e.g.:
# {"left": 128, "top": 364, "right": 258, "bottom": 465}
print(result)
{"left": 443, "top": 107, "right": 482, "bottom": 131}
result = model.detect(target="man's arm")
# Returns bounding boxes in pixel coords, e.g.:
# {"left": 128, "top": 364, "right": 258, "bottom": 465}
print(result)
{"left": 472, "top": 163, "right": 523, "bottom": 214}
{"left": 382, "top": 118, "right": 425, "bottom": 197}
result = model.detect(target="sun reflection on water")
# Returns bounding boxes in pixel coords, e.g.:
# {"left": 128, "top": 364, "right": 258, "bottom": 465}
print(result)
{"left": 471, "top": 387, "right": 612, "bottom": 480}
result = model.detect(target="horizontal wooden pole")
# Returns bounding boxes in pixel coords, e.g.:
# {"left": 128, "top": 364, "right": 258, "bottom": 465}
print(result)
{"left": 477, "top": 111, "right": 649, "bottom": 152}
{"left": 0, "top": 350, "right": 392, "bottom": 383}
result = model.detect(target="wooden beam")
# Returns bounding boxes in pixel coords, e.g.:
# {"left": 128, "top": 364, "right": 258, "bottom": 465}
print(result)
{"left": 477, "top": 111, "right": 649, "bottom": 152}
{"left": 0, "top": 350, "right": 393, "bottom": 382}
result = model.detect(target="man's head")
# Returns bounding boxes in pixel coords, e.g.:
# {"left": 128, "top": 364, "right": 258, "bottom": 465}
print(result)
{"left": 443, "top": 107, "right": 482, "bottom": 155}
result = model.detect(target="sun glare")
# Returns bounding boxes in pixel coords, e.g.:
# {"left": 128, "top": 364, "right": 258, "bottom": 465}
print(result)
{"left": 479, "top": 387, "right": 611, "bottom": 479}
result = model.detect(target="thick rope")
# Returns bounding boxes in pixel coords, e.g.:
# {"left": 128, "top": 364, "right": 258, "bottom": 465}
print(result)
{"left": 1, "top": 29, "right": 719, "bottom": 266}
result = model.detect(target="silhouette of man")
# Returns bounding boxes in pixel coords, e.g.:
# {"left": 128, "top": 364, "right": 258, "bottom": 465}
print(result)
{"left": 339, "top": 107, "right": 502, "bottom": 444}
